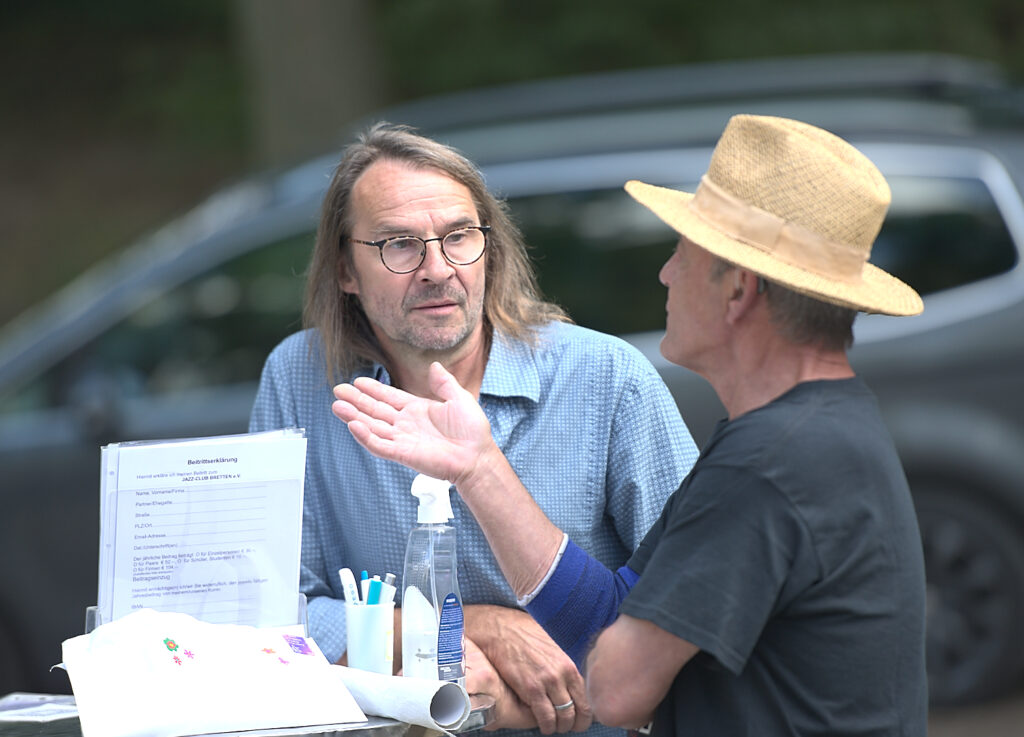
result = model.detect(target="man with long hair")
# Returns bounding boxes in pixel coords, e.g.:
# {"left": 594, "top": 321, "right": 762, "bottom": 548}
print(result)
{"left": 250, "top": 123, "right": 698, "bottom": 735}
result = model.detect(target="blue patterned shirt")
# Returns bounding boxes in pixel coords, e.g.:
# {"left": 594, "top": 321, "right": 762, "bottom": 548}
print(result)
{"left": 250, "top": 321, "right": 698, "bottom": 737}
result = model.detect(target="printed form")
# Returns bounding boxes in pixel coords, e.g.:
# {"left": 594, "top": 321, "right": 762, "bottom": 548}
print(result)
{"left": 97, "top": 429, "right": 307, "bottom": 628}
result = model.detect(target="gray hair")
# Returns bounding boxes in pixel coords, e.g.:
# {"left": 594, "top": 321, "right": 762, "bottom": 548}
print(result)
{"left": 709, "top": 256, "right": 855, "bottom": 350}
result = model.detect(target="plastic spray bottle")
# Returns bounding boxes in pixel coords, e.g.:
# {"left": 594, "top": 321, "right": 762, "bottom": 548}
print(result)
{"left": 402, "top": 474, "right": 465, "bottom": 686}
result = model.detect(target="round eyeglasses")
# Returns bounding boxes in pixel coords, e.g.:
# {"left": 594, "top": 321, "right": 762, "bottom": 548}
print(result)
{"left": 351, "top": 225, "right": 491, "bottom": 274}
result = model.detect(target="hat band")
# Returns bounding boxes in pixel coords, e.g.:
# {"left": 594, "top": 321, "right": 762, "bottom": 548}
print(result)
{"left": 689, "top": 176, "right": 867, "bottom": 284}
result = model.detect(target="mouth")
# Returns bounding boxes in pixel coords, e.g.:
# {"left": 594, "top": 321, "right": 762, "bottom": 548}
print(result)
{"left": 411, "top": 300, "right": 459, "bottom": 315}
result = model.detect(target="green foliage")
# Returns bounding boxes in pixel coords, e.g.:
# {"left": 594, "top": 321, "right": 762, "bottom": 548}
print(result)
{"left": 371, "top": 0, "right": 1024, "bottom": 101}
{"left": 0, "top": 0, "right": 242, "bottom": 148}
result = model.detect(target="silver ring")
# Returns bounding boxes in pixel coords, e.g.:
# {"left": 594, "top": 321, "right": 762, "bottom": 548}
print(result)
{"left": 553, "top": 700, "right": 575, "bottom": 711}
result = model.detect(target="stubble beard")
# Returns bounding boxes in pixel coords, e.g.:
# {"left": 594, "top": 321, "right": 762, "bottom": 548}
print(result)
{"left": 390, "top": 285, "right": 484, "bottom": 353}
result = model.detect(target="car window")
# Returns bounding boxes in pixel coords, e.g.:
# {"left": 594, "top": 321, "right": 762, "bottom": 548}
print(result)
{"left": 873, "top": 176, "right": 1017, "bottom": 296}
{"left": 0, "top": 234, "right": 311, "bottom": 416}
{"left": 511, "top": 174, "right": 1018, "bottom": 335}
{"left": 511, "top": 187, "right": 688, "bottom": 335}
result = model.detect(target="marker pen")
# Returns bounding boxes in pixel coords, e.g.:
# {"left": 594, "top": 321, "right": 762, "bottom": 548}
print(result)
{"left": 378, "top": 573, "right": 397, "bottom": 604}
{"left": 366, "top": 576, "right": 383, "bottom": 605}
{"left": 360, "top": 570, "right": 370, "bottom": 602}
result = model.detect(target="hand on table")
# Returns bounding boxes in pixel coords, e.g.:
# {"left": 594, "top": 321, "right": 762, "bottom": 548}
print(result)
{"left": 467, "top": 606, "right": 593, "bottom": 734}
{"left": 464, "top": 636, "right": 535, "bottom": 732}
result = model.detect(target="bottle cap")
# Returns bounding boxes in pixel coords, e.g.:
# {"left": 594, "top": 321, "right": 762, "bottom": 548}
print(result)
{"left": 411, "top": 474, "right": 454, "bottom": 523}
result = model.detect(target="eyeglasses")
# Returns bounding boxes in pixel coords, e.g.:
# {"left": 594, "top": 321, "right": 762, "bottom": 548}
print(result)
{"left": 351, "top": 225, "right": 491, "bottom": 274}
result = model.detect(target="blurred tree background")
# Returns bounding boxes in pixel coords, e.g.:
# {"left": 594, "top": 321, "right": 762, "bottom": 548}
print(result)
{"left": 1, "top": 0, "right": 1022, "bottom": 328}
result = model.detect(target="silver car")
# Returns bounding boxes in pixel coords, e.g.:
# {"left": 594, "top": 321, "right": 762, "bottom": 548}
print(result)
{"left": 2, "top": 53, "right": 1023, "bottom": 705}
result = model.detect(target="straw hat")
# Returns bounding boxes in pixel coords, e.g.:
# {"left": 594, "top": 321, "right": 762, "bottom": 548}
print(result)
{"left": 625, "top": 114, "right": 923, "bottom": 316}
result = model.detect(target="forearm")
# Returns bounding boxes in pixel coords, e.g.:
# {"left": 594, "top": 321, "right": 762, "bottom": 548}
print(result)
{"left": 585, "top": 614, "right": 699, "bottom": 728}
{"left": 524, "top": 541, "right": 637, "bottom": 667}
{"left": 455, "top": 442, "right": 564, "bottom": 597}
{"left": 463, "top": 543, "right": 636, "bottom": 671}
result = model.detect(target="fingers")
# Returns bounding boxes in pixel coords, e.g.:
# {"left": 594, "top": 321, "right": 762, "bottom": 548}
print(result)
{"left": 510, "top": 659, "right": 587, "bottom": 734}
{"left": 532, "top": 670, "right": 592, "bottom": 734}
{"left": 351, "top": 375, "right": 416, "bottom": 407}
{"left": 332, "top": 381, "right": 411, "bottom": 450}
{"left": 572, "top": 707, "right": 594, "bottom": 733}
{"left": 333, "top": 381, "right": 405, "bottom": 424}
{"left": 428, "top": 361, "right": 471, "bottom": 402}
{"left": 568, "top": 686, "right": 594, "bottom": 732}
{"left": 465, "top": 637, "right": 536, "bottom": 732}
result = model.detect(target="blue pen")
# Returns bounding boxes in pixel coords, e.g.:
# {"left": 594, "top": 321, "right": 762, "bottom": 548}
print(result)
{"left": 366, "top": 576, "right": 383, "bottom": 605}
{"left": 360, "top": 570, "right": 370, "bottom": 602}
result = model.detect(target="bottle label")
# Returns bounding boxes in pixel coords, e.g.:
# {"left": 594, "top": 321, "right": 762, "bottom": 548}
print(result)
{"left": 436, "top": 592, "right": 465, "bottom": 681}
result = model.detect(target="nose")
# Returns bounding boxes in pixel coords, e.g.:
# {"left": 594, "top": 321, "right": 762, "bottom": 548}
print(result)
{"left": 659, "top": 254, "right": 674, "bottom": 287}
{"left": 416, "top": 237, "right": 455, "bottom": 281}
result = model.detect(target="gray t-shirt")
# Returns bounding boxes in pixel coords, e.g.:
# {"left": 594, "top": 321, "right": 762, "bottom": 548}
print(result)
{"left": 624, "top": 378, "right": 928, "bottom": 737}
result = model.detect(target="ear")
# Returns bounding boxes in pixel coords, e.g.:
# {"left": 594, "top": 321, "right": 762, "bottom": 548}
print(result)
{"left": 725, "top": 269, "right": 761, "bottom": 324}
{"left": 339, "top": 259, "right": 359, "bottom": 295}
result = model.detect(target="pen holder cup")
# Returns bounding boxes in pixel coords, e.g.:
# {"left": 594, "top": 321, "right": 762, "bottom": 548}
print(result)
{"left": 345, "top": 602, "right": 395, "bottom": 675}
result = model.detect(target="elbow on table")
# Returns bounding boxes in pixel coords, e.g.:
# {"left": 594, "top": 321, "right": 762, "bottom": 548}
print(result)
{"left": 588, "top": 681, "right": 654, "bottom": 730}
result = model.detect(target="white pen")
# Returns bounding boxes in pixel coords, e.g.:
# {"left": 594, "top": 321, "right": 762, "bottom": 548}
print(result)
{"left": 379, "top": 572, "right": 397, "bottom": 604}
{"left": 338, "top": 567, "right": 362, "bottom": 605}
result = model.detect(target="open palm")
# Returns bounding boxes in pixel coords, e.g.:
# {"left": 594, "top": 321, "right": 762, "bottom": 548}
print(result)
{"left": 332, "top": 362, "right": 493, "bottom": 484}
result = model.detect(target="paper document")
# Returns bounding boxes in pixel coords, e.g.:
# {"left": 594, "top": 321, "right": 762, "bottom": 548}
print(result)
{"left": 97, "top": 429, "right": 307, "bottom": 628}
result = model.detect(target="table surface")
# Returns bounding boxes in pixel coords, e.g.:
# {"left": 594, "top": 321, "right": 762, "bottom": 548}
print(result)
{"left": 0, "top": 693, "right": 414, "bottom": 737}
{"left": 1, "top": 692, "right": 491, "bottom": 737}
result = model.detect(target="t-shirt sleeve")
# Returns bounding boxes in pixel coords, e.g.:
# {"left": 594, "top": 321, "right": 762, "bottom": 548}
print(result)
{"left": 623, "top": 464, "right": 814, "bottom": 675}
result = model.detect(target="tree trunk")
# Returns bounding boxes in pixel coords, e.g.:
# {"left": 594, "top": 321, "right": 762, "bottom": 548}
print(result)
{"left": 234, "top": 0, "right": 388, "bottom": 168}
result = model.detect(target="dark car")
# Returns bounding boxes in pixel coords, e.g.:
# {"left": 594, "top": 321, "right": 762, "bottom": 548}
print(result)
{"left": 2, "top": 53, "right": 1023, "bottom": 706}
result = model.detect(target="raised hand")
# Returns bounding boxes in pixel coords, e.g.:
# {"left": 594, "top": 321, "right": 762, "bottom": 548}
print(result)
{"left": 332, "top": 361, "right": 495, "bottom": 485}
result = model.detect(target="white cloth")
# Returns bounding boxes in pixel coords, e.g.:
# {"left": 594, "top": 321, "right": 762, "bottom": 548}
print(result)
{"left": 62, "top": 608, "right": 470, "bottom": 737}
{"left": 62, "top": 609, "right": 361, "bottom": 737}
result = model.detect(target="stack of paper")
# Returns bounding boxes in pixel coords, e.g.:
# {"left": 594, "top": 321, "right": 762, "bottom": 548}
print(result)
{"left": 97, "top": 429, "right": 307, "bottom": 629}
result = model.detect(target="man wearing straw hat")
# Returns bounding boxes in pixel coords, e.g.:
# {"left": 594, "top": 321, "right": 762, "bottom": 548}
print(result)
{"left": 332, "top": 114, "right": 929, "bottom": 735}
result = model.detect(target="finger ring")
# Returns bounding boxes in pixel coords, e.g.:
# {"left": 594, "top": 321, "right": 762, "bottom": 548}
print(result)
{"left": 553, "top": 700, "right": 574, "bottom": 711}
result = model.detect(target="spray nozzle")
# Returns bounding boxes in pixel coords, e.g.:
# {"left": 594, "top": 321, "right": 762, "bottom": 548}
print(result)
{"left": 411, "top": 473, "right": 454, "bottom": 523}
